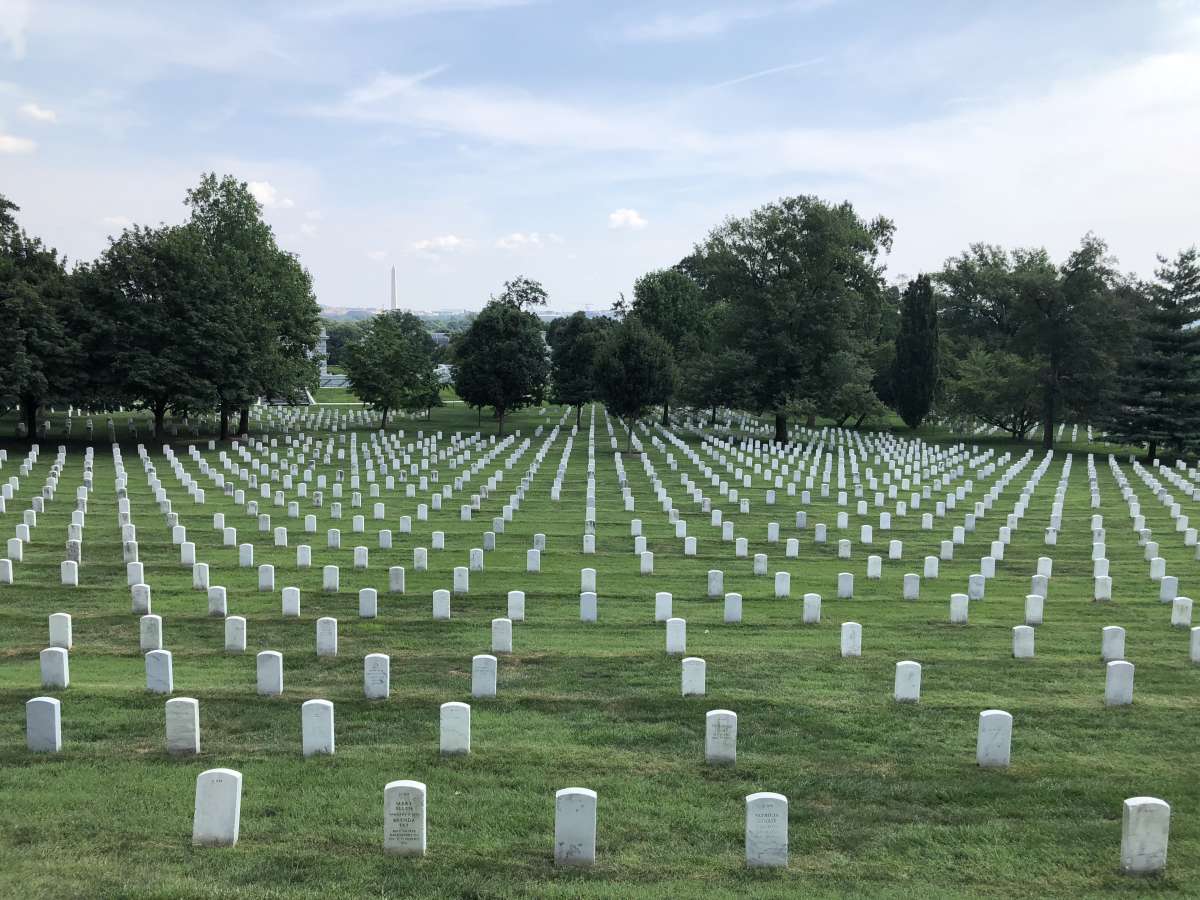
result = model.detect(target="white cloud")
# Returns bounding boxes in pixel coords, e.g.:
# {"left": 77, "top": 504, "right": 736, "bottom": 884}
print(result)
{"left": 366, "top": 249, "right": 388, "bottom": 261}
{"left": 0, "top": 131, "right": 34, "bottom": 153}
{"left": 101, "top": 215, "right": 132, "bottom": 228}
{"left": 495, "top": 231, "right": 562, "bottom": 250}
{"left": 305, "top": 210, "right": 323, "bottom": 221}
{"left": 0, "top": 0, "right": 30, "bottom": 58}
{"left": 248, "top": 180, "right": 295, "bottom": 208}
{"left": 622, "top": 1, "right": 833, "bottom": 42}
{"left": 299, "top": 0, "right": 532, "bottom": 20}
{"left": 300, "top": 222, "right": 318, "bottom": 236}
{"left": 623, "top": 8, "right": 765, "bottom": 42}
{"left": 19, "top": 101, "right": 57, "bottom": 122}
{"left": 608, "top": 208, "right": 648, "bottom": 230}
{"left": 411, "top": 233, "right": 466, "bottom": 254}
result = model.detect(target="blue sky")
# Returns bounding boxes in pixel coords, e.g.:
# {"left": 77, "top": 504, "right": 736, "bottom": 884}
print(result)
{"left": 2, "top": 0, "right": 1198, "bottom": 311}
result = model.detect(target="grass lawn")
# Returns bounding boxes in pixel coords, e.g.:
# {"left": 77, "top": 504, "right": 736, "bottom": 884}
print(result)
{"left": 0, "top": 403, "right": 1196, "bottom": 898}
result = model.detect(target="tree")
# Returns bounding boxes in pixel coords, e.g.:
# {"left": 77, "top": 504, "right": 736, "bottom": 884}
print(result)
{"left": 0, "top": 194, "right": 77, "bottom": 439}
{"left": 892, "top": 275, "right": 939, "bottom": 428}
{"left": 946, "top": 348, "right": 1040, "bottom": 440}
{"left": 1107, "top": 248, "right": 1200, "bottom": 459}
{"left": 548, "top": 311, "right": 605, "bottom": 427}
{"left": 76, "top": 223, "right": 220, "bottom": 433}
{"left": 678, "top": 347, "right": 753, "bottom": 426}
{"left": 624, "top": 268, "right": 706, "bottom": 425}
{"left": 937, "top": 237, "right": 1124, "bottom": 449}
{"left": 592, "top": 317, "right": 675, "bottom": 452}
{"left": 688, "top": 196, "right": 894, "bottom": 443}
{"left": 322, "top": 319, "right": 369, "bottom": 369}
{"left": 494, "top": 275, "right": 548, "bottom": 311}
{"left": 343, "top": 311, "right": 437, "bottom": 427}
{"left": 184, "top": 172, "right": 320, "bottom": 439}
{"left": 453, "top": 300, "right": 548, "bottom": 436}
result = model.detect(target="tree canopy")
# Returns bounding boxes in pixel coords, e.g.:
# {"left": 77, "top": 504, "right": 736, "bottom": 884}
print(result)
{"left": 453, "top": 299, "right": 549, "bottom": 436}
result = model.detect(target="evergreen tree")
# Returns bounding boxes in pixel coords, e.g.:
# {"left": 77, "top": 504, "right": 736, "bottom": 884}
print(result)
{"left": 1108, "top": 248, "right": 1200, "bottom": 459}
{"left": 892, "top": 274, "right": 939, "bottom": 428}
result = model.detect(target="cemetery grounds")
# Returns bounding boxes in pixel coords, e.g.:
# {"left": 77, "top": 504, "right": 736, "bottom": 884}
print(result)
{"left": 0, "top": 401, "right": 1197, "bottom": 898}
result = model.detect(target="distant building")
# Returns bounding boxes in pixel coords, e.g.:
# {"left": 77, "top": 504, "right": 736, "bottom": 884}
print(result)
{"left": 430, "top": 332, "right": 451, "bottom": 347}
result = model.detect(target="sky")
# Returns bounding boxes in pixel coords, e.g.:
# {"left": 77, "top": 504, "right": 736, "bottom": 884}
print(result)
{"left": 2, "top": 0, "right": 1199, "bottom": 313}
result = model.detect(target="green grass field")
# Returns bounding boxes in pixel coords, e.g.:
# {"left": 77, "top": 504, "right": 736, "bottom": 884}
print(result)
{"left": 0, "top": 402, "right": 1196, "bottom": 898}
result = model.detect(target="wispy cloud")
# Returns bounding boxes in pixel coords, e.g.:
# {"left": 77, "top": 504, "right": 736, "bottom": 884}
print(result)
{"left": 298, "top": 0, "right": 532, "bottom": 21}
{"left": 608, "top": 208, "right": 647, "bottom": 230}
{"left": 495, "top": 231, "right": 561, "bottom": 250}
{"left": 0, "top": 0, "right": 30, "bottom": 58}
{"left": 101, "top": 215, "right": 132, "bottom": 229}
{"left": 705, "top": 58, "right": 824, "bottom": 91}
{"left": 19, "top": 101, "right": 57, "bottom": 122}
{"left": 621, "top": 0, "right": 833, "bottom": 42}
{"left": 0, "top": 131, "right": 35, "bottom": 153}
{"left": 248, "top": 180, "right": 295, "bottom": 208}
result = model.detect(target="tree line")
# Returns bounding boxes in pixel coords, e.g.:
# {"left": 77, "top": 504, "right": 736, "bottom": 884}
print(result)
{"left": 0, "top": 175, "right": 321, "bottom": 439}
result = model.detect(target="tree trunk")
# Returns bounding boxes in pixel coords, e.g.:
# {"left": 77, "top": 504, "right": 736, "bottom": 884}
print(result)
{"left": 710, "top": 406, "right": 717, "bottom": 427}
{"left": 21, "top": 396, "right": 37, "bottom": 441}
{"left": 836, "top": 414, "right": 851, "bottom": 427}
{"left": 380, "top": 405, "right": 389, "bottom": 428}
{"left": 805, "top": 411, "right": 816, "bottom": 428}
{"left": 154, "top": 399, "right": 168, "bottom": 436}
{"left": 1147, "top": 439, "right": 1158, "bottom": 462}
{"left": 661, "top": 401, "right": 669, "bottom": 427}
{"left": 238, "top": 406, "right": 249, "bottom": 437}
{"left": 497, "top": 408, "right": 505, "bottom": 438}
{"left": 1041, "top": 386, "right": 1055, "bottom": 450}
{"left": 220, "top": 405, "right": 230, "bottom": 441}
{"left": 774, "top": 412, "right": 788, "bottom": 444}
{"left": 625, "top": 419, "right": 632, "bottom": 454}
{"left": 576, "top": 404, "right": 582, "bottom": 429}
{"left": 477, "top": 407, "right": 482, "bottom": 427}
{"left": 854, "top": 413, "right": 867, "bottom": 429}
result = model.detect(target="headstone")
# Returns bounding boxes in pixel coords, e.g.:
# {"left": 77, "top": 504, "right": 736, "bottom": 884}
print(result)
{"left": 1121, "top": 797, "right": 1171, "bottom": 875}
{"left": 440, "top": 701, "right": 471, "bottom": 755}
{"left": 145, "top": 649, "right": 173, "bottom": 694}
{"left": 225, "top": 616, "right": 247, "bottom": 653}
{"left": 257, "top": 650, "right": 283, "bottom": 696}
{"left": 492, "top": 618, "right": 513, "bottom": 653}
{"left": 316, "top": 617, "right": 338, "bottom": 657}
{"left": 745, "top": 792, "right": 788, "bottom": 869}
{"left": 1105, "top": 660, "right": 1134, "bottom": 706}
{"left": 364, "top": 653, "right": 390, "bottom": 699}
{"left": 681, "top": 657, "right": 706, "bottom": 696}
{"left": 48, "top": 612, "right": 72, "bottom": 649}
{"left": 166, "top": 697, "right": 200, "bottom": 754}
{"left": 472, "top": 654, "right": 497, "bottom": 698}
{"left": 40, "top": 647, "right": 69, "bottom": 689}
{"left": 433, "top": 589, "right": 451, "bottom": 620}
{"left": 1102, "top": 626, "right": 1125, "bottom": 662}
{"left": 554, "top": 788, "right": 597, "bottom": 868}
{"left": 383, "top": 780, "right": 427, "bottom": 857}
{"left": 1012, "top": 625, "right": 1035, "bottom": 658}
{"left": 302, "top": 699, "right": 335, "bottom": 757}
{"left": 841, "top": 622, "right": 862, "bottom": 657}
{"left": 705, "top": 709, "right": 737, "bottom": 765}
{"left": 894, "top": 660, "right": 921, "bottom": 702}
{"left": 976, "top": 709, "right": 1012, "bottom": 768}
{"left": 192, "top": 769, "right": 242, "bottom": 847}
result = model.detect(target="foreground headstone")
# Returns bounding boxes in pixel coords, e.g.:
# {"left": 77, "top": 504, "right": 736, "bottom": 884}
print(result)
{"left": 976, "top": 710, "right": 1012, "bottom": 768}
{"left": 440, "top": 701, "right": 471, "bottom": 755}
{"left": 166, "top": 697, "right": 200, "bottom": 754}
{"left": 894, "top": 661, "right": 922, "bottom": 703}
{"left": 1121, "top": 797, "right": 1170, "bottom": 875}
{"left": 364, "top": 653, "right": 390, "bottom": 699}
{"left": 383, "top": 780, "right": 427, "bottom": 856}
{"left": 705, "top": 709, "right": 737, "bottom": 765}
{"left": 1105, "top": 660, "right": 1134, "bottom": 706}
{"left": 745, "top": 792, "right": 788, "bottom": 868}
{"left": 192, "top": 768, "right": 242, "bottom": 847}
{"left": 302, "top": 699, "right": 335, "bottom": 757}
{"left": 26, "top": 697, "right": 61, "bottom": 752}
{"left": 40, "top": 647, "right": 69, "bottom": 688}
{"left": 554, "top": 788, "right": 597, "bottom": 867}
{"left": 257, "top": 651, "right": 283, "bottom": 696}
{"left": 472, "top": 654, "right": 497, "bottom": 698}
{"left": 682, "top": 657, "right": 706, "bottom": 696}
